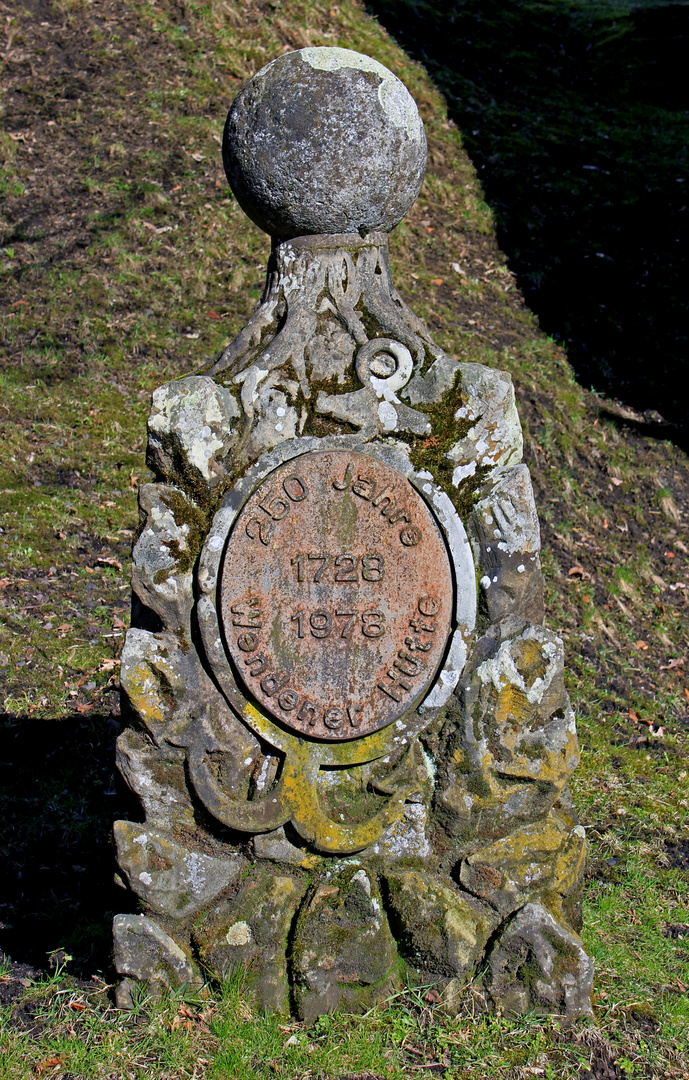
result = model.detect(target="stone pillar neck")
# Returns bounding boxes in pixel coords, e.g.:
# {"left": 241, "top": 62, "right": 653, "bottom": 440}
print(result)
{"left": 272, "top": 231, "right": 389, "bottom": 254}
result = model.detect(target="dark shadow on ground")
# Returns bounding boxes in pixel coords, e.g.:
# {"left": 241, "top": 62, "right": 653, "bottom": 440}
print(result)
{"left": 0, "top": 713, "right": 137, "bottom": 977}
{"left": 367, "top": 0, "right": 689, "bottom": 436}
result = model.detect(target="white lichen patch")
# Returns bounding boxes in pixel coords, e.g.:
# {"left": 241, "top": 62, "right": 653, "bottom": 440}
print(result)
{"left": 477, "top": 625, "right": 562, "bottom": 706}
{"left": 148, "top": 376, "right": 239, "bottom": 486}
{"left": 449, "top": 364, "right": 523, "bottom": 481}
{"left": 226, "top": 921, "right": 253, "bottom": 947}
{"left": 472, "top": 464, "right": 541, "bottom": 556}
{"left": 301, "top": 47, "right": 424, "bottom": 140}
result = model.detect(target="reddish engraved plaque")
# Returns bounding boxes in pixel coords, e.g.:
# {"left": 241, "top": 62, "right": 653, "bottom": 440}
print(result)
{"left": 220, "top": 450, "right": 454, "bottom": 740}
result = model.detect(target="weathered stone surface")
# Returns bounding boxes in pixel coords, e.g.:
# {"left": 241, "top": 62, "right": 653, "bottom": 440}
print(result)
{"left": 292, "top": 866, "right": 399, "bottom": 1021}
{"left": 116, "top": 727, "right": 197, "bottom": 830}
{"left": 448, "top": 364, "right": 523, "bottom": 485}
{"left": 253, "top": 826, "right": 322, "bottom": 869}
{"left": 207, "top": 235, "right": 460, "bottom": 465}
{"left": 484, "top": 902, "right": 594, "bottom": 1018}
{"left": 114, "top": 821, "right": 245, "bottom": 919}
{"left": 120, "top": 630, "right": 191, "bottom": 744}
{"left": 469, "top": 464, "right": 545, "bottom": 625}
{"left": 385, "top": 870, "right": 500, "bottom": 979}
{"left": 436, "top": 624, "right": 580, "bottom": 840}
{"left": 131, "top": 485, "right": 203, "bottom": 638}
{"left": 147, "top": 376, "right": 239, "bottom": 494}
{"left": 459, "top": 811, "right": 587, "bottom": 917}
{"left": 113, "top": 914, "right": 203, "bottom": 1007}
{"left": 223, "top": 48, "right": 426, "bottom": 238}
{"left": 192, "top": 866, "right": 304, "bottom": 1015}
{"left": 362, "top": 802, "right": 431, "bottom": 860}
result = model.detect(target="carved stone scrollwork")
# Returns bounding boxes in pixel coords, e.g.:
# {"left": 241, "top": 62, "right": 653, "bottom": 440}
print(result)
{"left": 205, "top": 234, "right": 459, "bottom": 462}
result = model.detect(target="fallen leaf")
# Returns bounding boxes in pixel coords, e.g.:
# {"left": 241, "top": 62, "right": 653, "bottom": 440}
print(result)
{"left": 610, "top": 477, "right": 623, "bottom": 486}
{"left": 97, "top": 556, "right": 123, "bottom": 571}
{"left": 629, "top": 709, "right": 639, "bottom": 721}
{"left": 69, "top": 1000, "right": 87, "bottom": 1011}
{"left": 100, "top": 658, "right": 120, "bottom": 671}
{"left": 661, "top": 658, "right": 684, "bottom": 670}
{"left": 635, "top": 640, "right": 649, "bottom": 651}
{"left": 190, "top": 151, "right": 205, "bottom": 162}
{"left": 430, "top": 277, "right": 443, "bottom": 285}
{"left": 451, "top": 261, "right": 465, "bottom": 275}
{"left": 36, "top": 1058, "right": 63, "bottom": 1075}
{"left": 208, "top": 310, "right": 221, "bottom": 321}
{"left": 568, "top": 565, "right": 585, "bottom": 577}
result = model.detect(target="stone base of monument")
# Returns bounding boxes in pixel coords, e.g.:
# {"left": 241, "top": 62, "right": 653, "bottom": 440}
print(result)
{"left": 113, "top": 47, "right": 593, "bottom": 1020}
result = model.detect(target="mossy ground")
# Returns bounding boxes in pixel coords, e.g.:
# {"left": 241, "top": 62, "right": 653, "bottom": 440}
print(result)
{"left": 1, "top": 0, "right": 688, "bottom": 1077}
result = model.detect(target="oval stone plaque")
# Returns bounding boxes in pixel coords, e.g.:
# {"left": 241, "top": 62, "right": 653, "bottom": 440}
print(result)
{"left": 220, "top": 450, "right": 454, "bottom": 740}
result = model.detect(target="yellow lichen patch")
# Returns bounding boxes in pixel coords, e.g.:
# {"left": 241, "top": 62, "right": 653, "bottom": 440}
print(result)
{"left": 460, "top": 812, "right": 586, "bottom": 916}
{"left": 470, "top": 813, "right": 566, "bottom": 867}
{"left": 495, "top": 684, "right": 531, "bottom": 727}
{"left": 121, "top": 661, "right": 166, "bottom": 727}
{"left": 234, "top": 702, "right": 418, "bottom": 855}
{"left": 550, "top": 828, "right": 587, "bottom": 896}
{"left": 512, "top": 637, "right": 549, "bottom": 685}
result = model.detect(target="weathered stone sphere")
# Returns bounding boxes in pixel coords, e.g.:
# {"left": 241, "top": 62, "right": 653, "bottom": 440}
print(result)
{"left": 223, "top": 47, "right": 427, "bottom": 238}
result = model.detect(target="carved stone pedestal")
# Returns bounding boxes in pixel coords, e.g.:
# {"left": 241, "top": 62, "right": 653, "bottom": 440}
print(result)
{"left": 114, "top": 46, "right": 592, "bottom": 1020}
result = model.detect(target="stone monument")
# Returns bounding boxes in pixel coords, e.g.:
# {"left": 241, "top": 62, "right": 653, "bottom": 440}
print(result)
{"left": 113, "top": 47, "right": 593, "bottom": 1020}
